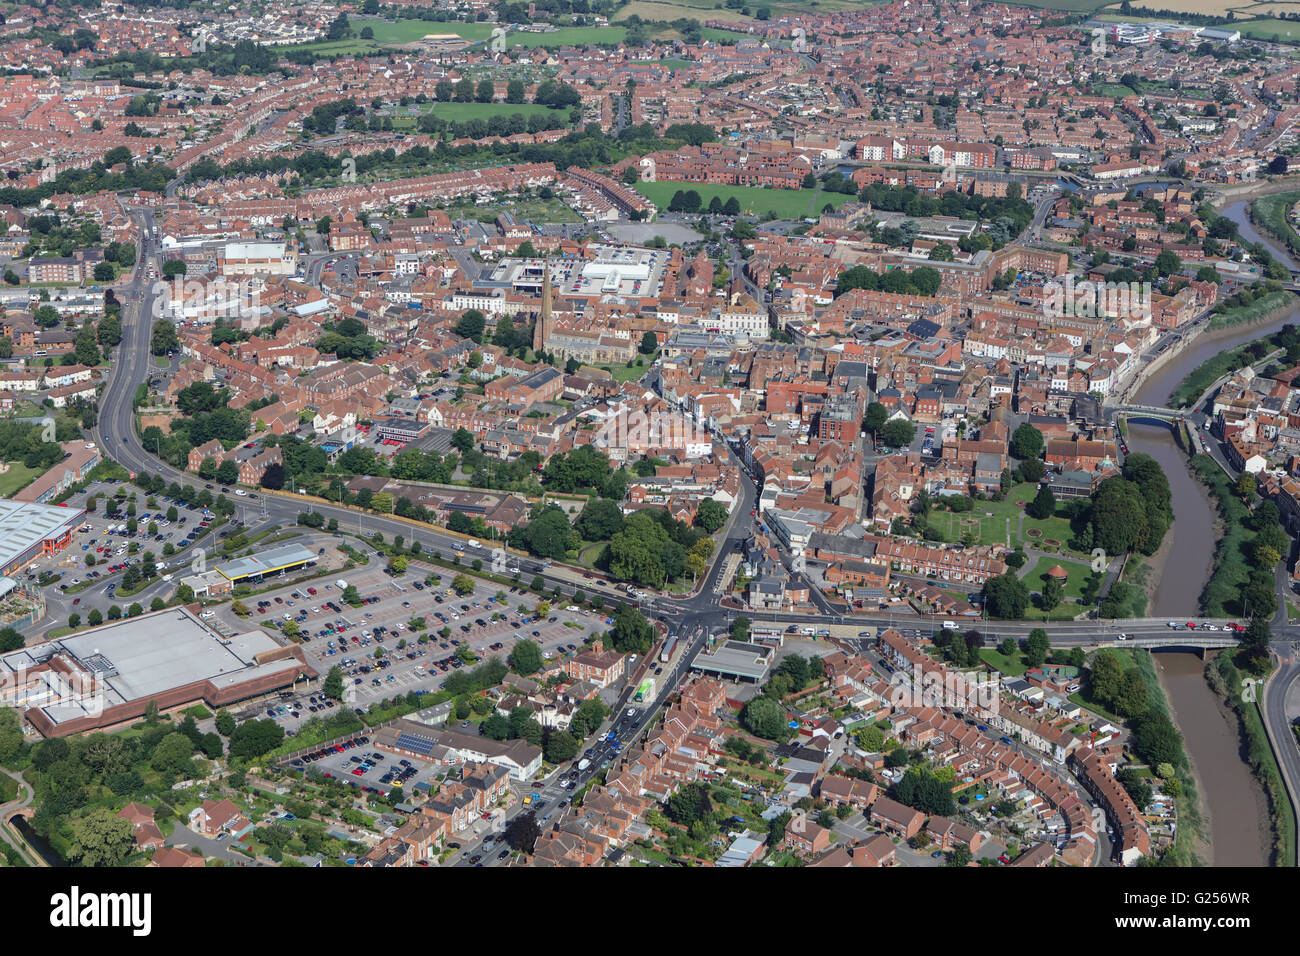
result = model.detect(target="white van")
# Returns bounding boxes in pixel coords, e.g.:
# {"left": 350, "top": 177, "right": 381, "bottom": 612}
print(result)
{"left": 941, "top": 620, "right": 959, "bottom": 631}
{"left": 467, "top": 539, "right": 481, "bottom": 549}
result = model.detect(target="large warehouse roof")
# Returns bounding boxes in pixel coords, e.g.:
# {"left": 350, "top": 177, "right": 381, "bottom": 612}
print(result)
{"left": 0, "top": 498, "right": 82, "bottom": 569}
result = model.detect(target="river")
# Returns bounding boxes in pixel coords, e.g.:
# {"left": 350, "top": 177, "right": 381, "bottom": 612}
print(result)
{"left": 1121, "top": 199, "right": 1288, "bottom": 866}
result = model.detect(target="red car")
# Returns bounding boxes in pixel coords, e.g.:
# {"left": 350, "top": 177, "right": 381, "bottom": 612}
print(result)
{"left": 1186, "top": 622, "right": 1197, "bottom": 629}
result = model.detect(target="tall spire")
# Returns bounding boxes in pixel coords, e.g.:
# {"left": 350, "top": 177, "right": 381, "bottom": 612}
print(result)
{"left": 534, "top": 256, "right": 554, "bottom": 352}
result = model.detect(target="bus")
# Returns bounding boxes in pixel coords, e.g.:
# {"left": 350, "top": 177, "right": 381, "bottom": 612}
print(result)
{"left": 634, "top": 678, "right": 655, "bottom": 703}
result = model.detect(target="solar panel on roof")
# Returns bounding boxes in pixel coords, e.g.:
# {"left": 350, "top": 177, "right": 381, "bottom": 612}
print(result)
{"left": 395, "top": 732, "right": 436, "bottom": 756}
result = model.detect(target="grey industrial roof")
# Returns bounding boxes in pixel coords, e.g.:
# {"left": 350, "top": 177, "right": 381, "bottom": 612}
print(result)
{"left": 0, "top": 607, "right": 294, "bottom": 727}
{"left": 0, "top": 499, "right": 82, "bottom": 568}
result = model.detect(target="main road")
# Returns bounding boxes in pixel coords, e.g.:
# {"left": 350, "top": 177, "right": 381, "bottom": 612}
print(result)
{"left": 91, "top": 212, "right": 1253, "bottom": 654}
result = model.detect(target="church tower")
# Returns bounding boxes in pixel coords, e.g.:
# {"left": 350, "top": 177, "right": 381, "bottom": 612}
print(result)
{"left": 533, "top": 257, "right": 554, "bottom": 352}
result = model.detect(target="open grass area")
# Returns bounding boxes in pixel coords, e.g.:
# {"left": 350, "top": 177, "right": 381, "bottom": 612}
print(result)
{"left": 632, "top": 180, "right": 853, "bottom": 220}
{"left": 506, "top": 26, "right": 628, "bottom": 48}
{"left": 927, "top": 483, "right": 1083, "bottom": 555}
{"left": 353, "top": 19, "right": 494, "bottom": 44}
{"left": 978, "top": 647, "right": 1029, "bottom": 676}
{"left": 1026, "top": 555, "right": 1094, "bottom": 600}
{"left": 388, "top": 101, "right": 564, "bottom": 133}
{"left": 1235, "top": 17, "right": 1300, "bottom": 41}
{"left": 0, "top": 460, "right": 40, "bottom": 497}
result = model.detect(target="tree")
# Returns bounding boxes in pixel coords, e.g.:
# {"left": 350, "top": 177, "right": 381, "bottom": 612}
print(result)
{"left": 1027, "top": 484, "right": 1056, "bottom": 520}
{"left": 517, "top": 506, "right": 576, "bottom": 560}
{"left": 150, "top": 320, "right": 178, "bottom": 356}
{"left": 983, "top": 573, "right": 1029, "bottom": 620}
{"left": 228, "top": 719, "right": 285, "bottom": 759}
{"left": 694, "top": 498, "right": 728, "bottom": 533}
{"left": 544, "top": 729, "right": 579, "bottom": 763}
{"left": 509, "top": 639, "right": 543, "bottom": 676}
{"left": 1011, "top": 423, "right": 1045, "bottom": 460}
{"left": 574, "top": 498, "right": 624, "bottom": 541}
{"left": 506, "top": 811, "right": 540, "bottom": 853}
{"left": 0, "top": 627, "right": 23, "bottom": 652}
{"left": 608, "top": 603, "right": 654, "bottom": 655}
{"left": 455, "top": 310, "right": 486, "bottom": 343}
{"left": 476, "top": 79, "right": 495, "bottom": 103}
{"left": 323, "top": 666, "right": 345, "bottom": 700}
{"left": 451, "top": 574, "right": 475, "bottom": 596}
{"left": 1154, "top": 249, "right": 1182, "bottom": 277}
{"left": 1040, "top": 574, "right": 1063, "bottom": 612}
{"left": 68, "top": 808, "right": 136, "bottom": 867}
{"left": 741, "top": 695, "right": 788, "bottom": 740}
{"left": 150, "top": 732, "right": 196, "bottom": 775}
{"left": 1025, "top": 628, "right": 1050, "bottom": 667}
{"left": 666, "top": 782, "right": 713, "bottom": 826}
{"left": 216, "top": 459, "right": 239, "bottom": 485}
{"left": 880, "top": 419, "right": 915, "bottom": 449}
{"left": 451, "top": 427, "right": 475, "bottom": 454}
{"left": 864, "top": 402, "right": 888, "bottom": 435}
{"left": 214, "top": 709, "right": 236, "bottom": 736}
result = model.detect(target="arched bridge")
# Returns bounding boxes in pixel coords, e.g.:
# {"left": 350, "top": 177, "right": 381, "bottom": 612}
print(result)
{"left": 1112, "top": 406, "right": 1208, "bottom": 431}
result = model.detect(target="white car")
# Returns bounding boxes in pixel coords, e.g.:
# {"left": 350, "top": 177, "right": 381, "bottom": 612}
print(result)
{"left": 235, "top": 489, "right": 247, "bottom": 497}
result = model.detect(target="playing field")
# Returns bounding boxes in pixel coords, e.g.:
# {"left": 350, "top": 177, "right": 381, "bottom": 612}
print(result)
{"left": 632, "top": 181, "right": 853, "bottom": 219}
{"left": 352, "top": 19, "right": 494, "bottom": 44}
{"left": 505, "top": 26, "right": 628, "bottom": 48}
{"left": 1232, "top": 16, "right": 1300, "bottom": 40}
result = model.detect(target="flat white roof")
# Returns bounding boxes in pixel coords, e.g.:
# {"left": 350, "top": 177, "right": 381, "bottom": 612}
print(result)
{"left": 1, "top": 607, "right": 296, "bottom": 726}
{"left": 0, "top": 498, "right": 82, "bottom": 568}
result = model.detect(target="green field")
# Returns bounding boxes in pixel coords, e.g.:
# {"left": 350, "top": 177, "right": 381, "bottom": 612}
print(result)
{"left": 406, "top": 101, "right": 560, "bottom": 122}
{"left": 0, "top": 461, "right": 39, "bottom": 497}
{"left": 353, "top": 18, "right": 494, "bottom": 44}
{"left": 1026, "top": 556, "right": 1093, "bottom": 601}
{"left": 617, "top": 0, "right": 884, "bottom": 18}
{"left": 1235, "top": 18, "right": 1300, "bottom": 42}
{"left": 633, "top": 181, "right": 852, "bottom": 220}
{"left": 978, "top": 647, "right": 1029, "bottom": 676}
{"left": 504, "top": 26, "right": 628, "bottom": 48}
